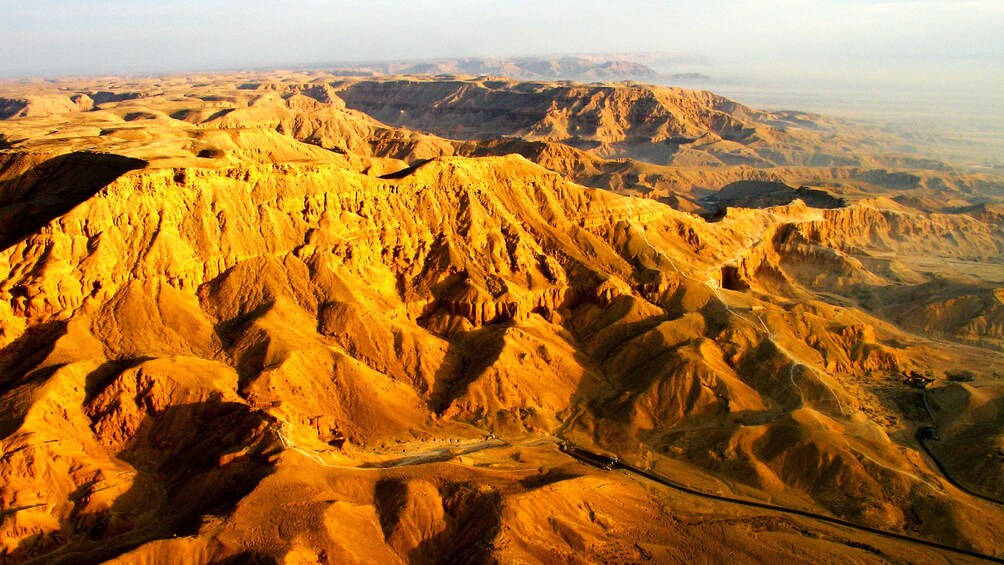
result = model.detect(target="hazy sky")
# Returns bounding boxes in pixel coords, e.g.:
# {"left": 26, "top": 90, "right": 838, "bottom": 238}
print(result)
{"left": 1, "top": 0, "right": 1002, "bottom": 77}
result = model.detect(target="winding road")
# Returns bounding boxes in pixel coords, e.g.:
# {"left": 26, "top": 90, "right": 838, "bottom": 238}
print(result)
{"left": 915, "top": 392, "right": 1004, "bottom": 508}
{"left": 271, "top": 407, "right": 1003, "bottom": 563}
{"left": 915, "top": 427, "right": 1004, "bottom": 507}
{"left": 561, "top": 440, "right": 1004, "bottom": 563}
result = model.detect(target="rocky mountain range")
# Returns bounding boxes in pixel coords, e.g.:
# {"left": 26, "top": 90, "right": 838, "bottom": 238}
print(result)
{"left": 0, "top": 70, "right": 1002, "bottom": 563}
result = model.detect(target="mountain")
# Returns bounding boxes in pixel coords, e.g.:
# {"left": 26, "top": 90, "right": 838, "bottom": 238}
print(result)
{"left": 326, "top": 55, "right": 712, "bottom": 84}
{"left": 331, "top": 77, "right": 939, "bottom": 167}
{"left": 1, "top": 72, "right": 1003, "bottom": 563}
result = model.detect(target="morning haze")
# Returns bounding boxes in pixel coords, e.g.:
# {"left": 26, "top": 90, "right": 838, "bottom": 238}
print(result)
{"left": 2, "top": 1, "right": 1002, "bottom": 72}
{"left": 3, "top": 0, "right": 1002, "bottom": 162}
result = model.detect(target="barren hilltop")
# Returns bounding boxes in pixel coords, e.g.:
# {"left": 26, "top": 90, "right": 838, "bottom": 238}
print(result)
{"left": 0, "top": 71, "right": 1003, "bottom": 564}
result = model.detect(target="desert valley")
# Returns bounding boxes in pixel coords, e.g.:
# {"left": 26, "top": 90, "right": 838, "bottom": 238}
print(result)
{"left": 0, "top": 65, "right": 1002, "bottom": 564}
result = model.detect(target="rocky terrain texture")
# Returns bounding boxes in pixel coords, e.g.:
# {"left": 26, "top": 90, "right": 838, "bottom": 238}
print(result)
{"left": 0, "top": 71, "right": 1003, "bottom": 563}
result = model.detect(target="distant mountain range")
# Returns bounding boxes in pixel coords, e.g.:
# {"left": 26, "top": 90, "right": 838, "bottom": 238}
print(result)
{"left": 326, "top": 54, "right": 714, "bottom": 83}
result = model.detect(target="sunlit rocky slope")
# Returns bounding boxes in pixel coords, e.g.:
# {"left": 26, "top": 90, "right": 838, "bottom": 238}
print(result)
{"left": 0, "top": 71, "right": 1003, "bottom": 564}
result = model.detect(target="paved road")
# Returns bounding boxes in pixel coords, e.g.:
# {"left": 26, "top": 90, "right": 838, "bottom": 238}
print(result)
{"left": 915, "top": 425, "right": 1004, "bottom": 508}
{"left": 278, "top": 416, "right": 1004, "bottom": 563}
{"left": 561, "top": 441, "right": 1004, "bottom": 564}
{"left": 359, "top": 438, "right": 511, "bottom": 468}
